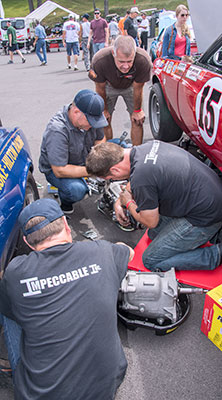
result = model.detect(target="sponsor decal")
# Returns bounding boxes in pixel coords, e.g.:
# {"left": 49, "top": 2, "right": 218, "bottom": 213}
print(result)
{"left": 185, "top": 66, "right": 202, "bottom": 81}
{"left": 163, "top": 60, "right": 169, "bottom": 72}
{"left": 155, "top": 59, "right": 165, "bottom": 69}
{"left": 175, "top": 62, "right": 186, "bottom": 76}
{"left": 0, "top": 134, "right": 24, "bottom": 193}
{"left": 172, "top": 63, "right": 178, "bottom": 74}
{"left": 166, "top": 61, "right": 174, "bottom": 74}
{"left": 195, "top": 77, "right": 222, "bottom": 145}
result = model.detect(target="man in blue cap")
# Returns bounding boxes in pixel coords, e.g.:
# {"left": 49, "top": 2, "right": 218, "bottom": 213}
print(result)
{"left": 0, "top": 198, "right": 134, "bottom": 399}
{"left": 39, "top": 89, "right": 107, "bottom": 214}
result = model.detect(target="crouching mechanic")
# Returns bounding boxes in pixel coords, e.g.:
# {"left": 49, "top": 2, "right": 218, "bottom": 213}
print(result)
{"left": 86, "top": 141, "right": 222, "bottom": 271}
{"left": 39, "top": 89, "right": 107, "bottom": 214}
{"left": 89, "top": 35, "right": 152, "bottom": 145}
{"left": 0, "top": 198, "right": 134, "bottom": 399}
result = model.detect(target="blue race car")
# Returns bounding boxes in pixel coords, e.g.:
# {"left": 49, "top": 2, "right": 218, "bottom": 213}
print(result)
{"left": 0, "top": 125, "right": 39, "bottom": 272}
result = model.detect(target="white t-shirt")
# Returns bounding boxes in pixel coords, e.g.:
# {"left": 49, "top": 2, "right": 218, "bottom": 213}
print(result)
{"left": 63, "top": 20, "right": 80, "bottom": 43}
{"left": 81, "top": 21, "right": 90, "bottom": 38}
{"left": 138, "top": 18, "right": 149, "bottom": 35}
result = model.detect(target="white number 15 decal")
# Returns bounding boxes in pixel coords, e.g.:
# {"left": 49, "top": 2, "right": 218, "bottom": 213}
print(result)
{"left": 195, "top": 77, "right": 222, "bottom": 145}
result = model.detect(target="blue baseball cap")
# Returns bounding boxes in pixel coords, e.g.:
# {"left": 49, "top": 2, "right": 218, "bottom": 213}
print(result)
{"left": 74, "top": 89, "right": 108, "bottom": 129}
{"left": 19, "top": 199, "right": 64, "bottom": 236}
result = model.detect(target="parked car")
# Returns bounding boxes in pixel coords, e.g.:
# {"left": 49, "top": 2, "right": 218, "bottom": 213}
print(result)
{"left": 0, "top": 17, "right": 35, "bottom": 50}
{"left": 148, "top": 34, "right": 222, "bottom": 171}
{"left": 0, "top": 126, "right": 39, "bottom": 272}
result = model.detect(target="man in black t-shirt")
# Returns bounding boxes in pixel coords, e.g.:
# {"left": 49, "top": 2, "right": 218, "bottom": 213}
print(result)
{"left": 0, "top": 199, "right": 134, "bottom": 400}
{"left": 89, "top": 35, "right": 152, "bottom": 145}
{"left": 39, "top": 89, "right": 107, "bottom": 214}
{"left": 124, "top": 7, "right": 141, "bottom": 44}
{"left": 86, "top": 141, "right": 222, "bottom": 271}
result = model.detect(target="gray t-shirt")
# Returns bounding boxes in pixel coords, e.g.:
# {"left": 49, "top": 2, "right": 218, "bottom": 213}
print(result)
{"left": 0, "top": 240, "right": 129, "bottom": 400}
{"left": 130, "top": 140, "right": 222, "bottom": 227}
{"left": 39, "top": 105, "right": 104, "bottom": 175}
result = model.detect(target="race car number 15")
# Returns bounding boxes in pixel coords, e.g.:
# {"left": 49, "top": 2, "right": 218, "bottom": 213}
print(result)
{"left": 195, "top": 77, "right": 222, "bottom": 145}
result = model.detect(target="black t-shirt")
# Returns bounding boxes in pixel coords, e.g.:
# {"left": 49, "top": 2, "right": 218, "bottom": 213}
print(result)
{"left": 130, "top": 140, "right": 222, "bottom": 227}
{"left": 0, "top": 240, "right": 129, "bottom": 400}
{"left": 124, "top": 17, "right": 137, "bottom": 38}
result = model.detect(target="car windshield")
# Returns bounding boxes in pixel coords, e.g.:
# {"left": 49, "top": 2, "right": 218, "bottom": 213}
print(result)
{"left": 1, "top": 21, "right": 8, "bottom": 30}
{"left": 13, "top": 19, "right": 25, "bottom": 29}
{"left": 1, "top": 19, "right": 25, "bottom": 30}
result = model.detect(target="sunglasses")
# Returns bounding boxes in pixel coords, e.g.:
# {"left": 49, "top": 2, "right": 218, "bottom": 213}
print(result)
{"left": 94, "top": 12, "right": 100, "bottom": 14}
{"left": 180, "top": 13, "right": 188, "bottom": 17}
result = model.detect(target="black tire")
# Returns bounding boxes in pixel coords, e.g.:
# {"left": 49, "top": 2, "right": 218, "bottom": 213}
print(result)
{"left": 149, "top": 83, "right": 183, "bottom": 142}
{"left": 15, "top": 171, "right": 39, "bottom": 256}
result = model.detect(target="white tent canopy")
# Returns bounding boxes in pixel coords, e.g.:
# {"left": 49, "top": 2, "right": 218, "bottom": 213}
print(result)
{"left": 0, "top": 0, "right": 5, "bottom": 18}
{"left": 26, "top": 0, "right": 79, "bottom": 21}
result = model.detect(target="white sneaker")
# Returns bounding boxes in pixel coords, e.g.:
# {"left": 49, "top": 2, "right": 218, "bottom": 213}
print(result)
{"left": 67, "top": 64, "right": 71, "bottom": 69}
{"left": 74, "top": 65, "right": 79, "bottom": 70}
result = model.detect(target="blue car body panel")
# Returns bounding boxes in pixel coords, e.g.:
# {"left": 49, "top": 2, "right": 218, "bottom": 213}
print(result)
{"left": 0, "top": 127, "right": 33, "bottom": 269}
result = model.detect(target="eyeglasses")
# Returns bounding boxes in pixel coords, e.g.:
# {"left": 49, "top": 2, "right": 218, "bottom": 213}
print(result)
{"left": 180, "top": 13, "right": 188, "bottom": 17}
{"left": 94, "top": 12, "right": 100, "bottom": 14}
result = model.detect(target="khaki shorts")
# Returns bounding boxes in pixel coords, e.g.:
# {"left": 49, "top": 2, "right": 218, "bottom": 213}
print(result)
{"left": 105, "top": 84, "right": 134, "bottom": 115}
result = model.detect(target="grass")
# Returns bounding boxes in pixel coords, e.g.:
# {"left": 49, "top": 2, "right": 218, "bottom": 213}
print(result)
{"left": 2, "top": 0, "right": 188, "bottom": 26}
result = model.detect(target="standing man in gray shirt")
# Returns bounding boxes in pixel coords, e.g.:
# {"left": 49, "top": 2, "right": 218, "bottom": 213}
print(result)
{"left": 39, "top": 89, "right": 107, "bottom": 214}
{"left": 79, "top": 13, "right": 91, "bottom": 71}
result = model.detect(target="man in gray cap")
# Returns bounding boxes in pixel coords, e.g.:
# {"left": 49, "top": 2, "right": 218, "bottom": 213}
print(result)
{"left": 39, "top": 89, "right": 107, "bottom": 214}
{"left": 79, "top": 13, "right": 91, "bottom": 71}
{"left": 124, "top": 7, "right": 141, "bottom": 46}
{"left": 0, "top": 198, "right": 134, "bottom": 400}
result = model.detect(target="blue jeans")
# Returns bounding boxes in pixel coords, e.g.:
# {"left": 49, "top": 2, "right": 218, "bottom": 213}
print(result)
{"left": 0, "top": 314, "right": 21, "bottom": 376}
{"left": 93, "top": 42, "right": 105, "bottom": 54}
{"left": 142, "top": 216, "right": 222, "bottom": 271}
{"left": 36, "top": 39, "right": 47, "bottom": 63}
{"left": 66, "top": 42, "right": 80, "bottom": 56}
{"left": 46, "top": 170, "right": 89, "bottom": 205}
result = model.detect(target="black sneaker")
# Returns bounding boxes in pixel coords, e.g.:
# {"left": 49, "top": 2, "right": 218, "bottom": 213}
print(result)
{"left": 22, "top": 58, "right": 26, "bottom": 63}
{"left": 61, "top": 203, "right": 74, "bottom": 214}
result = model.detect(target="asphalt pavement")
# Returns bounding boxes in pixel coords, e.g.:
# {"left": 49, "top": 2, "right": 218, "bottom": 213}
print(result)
{"left": 0, "top": 47, "right": 221, "bottom": 400}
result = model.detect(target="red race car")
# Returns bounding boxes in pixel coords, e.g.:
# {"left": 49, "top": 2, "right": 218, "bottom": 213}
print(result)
{"left": 149, "top": 34, "right": 222, "bottom": 172}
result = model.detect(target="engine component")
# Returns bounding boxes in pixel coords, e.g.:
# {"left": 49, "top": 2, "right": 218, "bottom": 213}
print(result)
{"left": 118, "top": 268, "right": 205, "bottom": 335}
{"left": 98, "top": 180, "right": 140, "bottom": 231}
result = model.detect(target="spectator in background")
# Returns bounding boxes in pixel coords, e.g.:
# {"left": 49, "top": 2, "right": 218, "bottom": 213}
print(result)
{"left": 124, "top": 7, "right": 141, "bottom": 46}
{"left": 33, "top": 20, "right": 47, "bottom": 66}
{"left": 89, "top": 36, "right": 151, "bottom": 145}
{"left": 87, "top": 9, "right": 109, "bottom": 55}
{"left": 62, "top": 14, "right": 80, "bottom": 70}
{"left": 79, "top": 13, "right": 91, "bottom": 71}
{"left": 162, "top": 4, "right": 191, "bottom": 60}
{"left": 118, "top": 10, "right": 130, "bottom": 34}
{"left": 138, "top": 12, "right": 149, "bottom": 51}
{"left": 6, "top": 20, "right": 26, "bottom": 64}
{"left": 109, "top": 17, "right": 120, "bottom": 45}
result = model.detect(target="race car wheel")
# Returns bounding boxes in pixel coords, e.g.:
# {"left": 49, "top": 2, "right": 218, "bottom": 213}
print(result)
{"left": 24, "top": 171, "right": 39, "bottom": 207}
{"left": 14, "top": 171, "right": 40, "bottom": 256}
{"left": 149, "top": 83, "right": 183, "bottom": 142}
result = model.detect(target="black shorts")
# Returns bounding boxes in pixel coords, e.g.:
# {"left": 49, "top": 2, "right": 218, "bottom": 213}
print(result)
{"left": 8, "top": 43, "right": 19, "bottom": 52}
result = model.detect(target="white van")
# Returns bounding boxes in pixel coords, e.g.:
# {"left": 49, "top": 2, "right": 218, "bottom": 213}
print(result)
{"left": 0, "top": 17, "right": 35, "bottom": 50}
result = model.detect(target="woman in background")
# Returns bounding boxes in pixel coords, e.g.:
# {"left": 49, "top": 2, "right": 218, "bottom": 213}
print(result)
{"left": 162, "top": 4, "right": 191, "bottom": 60}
